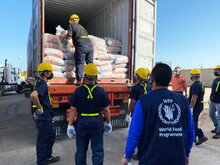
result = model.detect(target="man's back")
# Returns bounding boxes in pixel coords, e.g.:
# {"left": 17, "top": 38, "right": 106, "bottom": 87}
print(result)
{"left": 138, "top": 89, "right": 191, "bottom": 165}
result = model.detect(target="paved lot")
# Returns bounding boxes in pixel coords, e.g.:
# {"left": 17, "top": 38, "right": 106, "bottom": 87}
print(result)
{"left": 0, "top": 90, "right": 220, "bottom": 165}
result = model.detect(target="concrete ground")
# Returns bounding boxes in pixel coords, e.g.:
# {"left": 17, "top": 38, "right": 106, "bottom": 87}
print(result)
{"left": 0, "top": 89, "right": 220, "bottom": 165}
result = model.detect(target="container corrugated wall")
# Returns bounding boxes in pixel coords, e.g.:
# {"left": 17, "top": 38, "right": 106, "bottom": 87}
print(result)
{"left": 86, "top": 0, "right": 129, "bottom": 55}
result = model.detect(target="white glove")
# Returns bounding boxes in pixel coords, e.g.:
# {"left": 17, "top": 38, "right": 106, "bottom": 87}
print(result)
{"left": 125, "top": 115, "right": 131, "bottom": 123}
{"left": 67, "top": 125, "right": 76, "bottom": 139}
{"left": 104, "top": 123, "right": 112, "bottom": 133}
{"left": 36, "top": 108, "right": 44, "bottom": 115}
{"left": 190, "top": 107, "right": 193, "bottom": 114}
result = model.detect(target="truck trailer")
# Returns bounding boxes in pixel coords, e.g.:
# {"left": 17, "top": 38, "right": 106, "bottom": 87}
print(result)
{"left": 27, "top": 0, "right": 157, "bottom": 136}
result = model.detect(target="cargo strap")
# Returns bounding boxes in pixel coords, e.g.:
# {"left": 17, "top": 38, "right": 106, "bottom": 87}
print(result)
{"left": 81, "top": 113, "right": 99, "bottom": 116}
{"left": 140, "top": 83, "right": 147, "bottom": 94}
{"left": 83, "top": 85, "right": 97, "bottom": 99}
{"left": 215, "top": 82, "right": 220, "bottom": 92}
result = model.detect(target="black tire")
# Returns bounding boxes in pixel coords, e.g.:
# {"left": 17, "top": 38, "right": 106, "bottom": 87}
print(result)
{"left": 16, "top": 85, "right": 25, "bottom": 93}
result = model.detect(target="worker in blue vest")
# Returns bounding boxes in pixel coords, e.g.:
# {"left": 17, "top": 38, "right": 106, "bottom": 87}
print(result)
{"left": 59, "top": 14, "right": 93, "bottom": 86}
{"left": 30, "top": 62, "right": 60, "bottom": 165}
{"left": 121, "top": 63, "right": 194, "bottom": 165}
{"left": 188, "top": 68, "right": 208, "bottom": 145}
{"left": 67, "top": 63, "right": 112, "bottom": 165}
{"left": 209, "top": 65, "right": 220, "bottom": 139}
{"left": 125, "top": 67, "right": 151, "bottom": 160}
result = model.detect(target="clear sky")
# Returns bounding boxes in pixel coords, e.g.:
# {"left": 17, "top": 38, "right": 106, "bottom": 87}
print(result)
{"left": 156, "top": 0, "right": 220, "bottom": 69}
{"left": 0, "top": 0, "right": 219, "bottom": 71}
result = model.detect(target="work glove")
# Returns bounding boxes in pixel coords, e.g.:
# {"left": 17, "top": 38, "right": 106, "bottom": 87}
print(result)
{"left": 36, "top": 108, "right": 44, "bottom": 115}
{"left": 190, "top": 108, "right": 193, "bottom": 114}
{"left": 125, "top": 115, "right": 131, "bottom": 123}
{"left": 104, "top": 123, "right": 112, "bottom": 133}
{"left": 67, "top": 125, "right": 76, "bottom": 139}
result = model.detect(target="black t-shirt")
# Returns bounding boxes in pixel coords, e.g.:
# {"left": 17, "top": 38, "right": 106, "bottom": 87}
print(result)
{"left": 34, "top": 80, "right": 53, "bottom": 120}
{"left": 210, "top": 78, "right": 220, "bottom": 103}
{"left": 188, "top": 81, "right": 204, "bottom": 109}
{"left": 130, "top": 82, "right": 151, "bottom": 101}
{"left": 69, "top": 84, "right": 110, "bottom": 134}
{"left": 67, "top": 23, "right": 92, "bottom": 47}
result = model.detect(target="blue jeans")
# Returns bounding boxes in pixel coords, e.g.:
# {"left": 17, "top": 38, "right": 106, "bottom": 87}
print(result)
{"left": 75, "top": 44, "right": 94, "bottom": 81}
{"left": 209, "top": 101, "right": 220, "bottom": 132}
{"left": 35, "top": 120, "right": 56, "bottom": 165}
{"left": 75, "top": 131, "right": 104, "bottom": 165}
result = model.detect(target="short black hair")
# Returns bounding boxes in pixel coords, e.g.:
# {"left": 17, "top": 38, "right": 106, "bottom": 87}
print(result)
{"left": 151, "top": 63, "right": 172, "bottom": 86}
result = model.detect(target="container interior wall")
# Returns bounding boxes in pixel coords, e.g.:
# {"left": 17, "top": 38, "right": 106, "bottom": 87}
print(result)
{"left": 44, "top": 0, "right": 129, "bottom": 56}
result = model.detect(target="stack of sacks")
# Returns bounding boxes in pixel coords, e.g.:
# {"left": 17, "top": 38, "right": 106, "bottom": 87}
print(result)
{"left": 104, "top": 37, "right": 122, "bottom": 54}
{"left": 112, "top": 55, "right": 129, "bottom": 79}
{"left": 44, "top": 33, "right": 61, "bottom": 50}
{"left": 89, "top": 35, "right": 114, "bottom": 79}
{"left": 43, "top": 34, "right": 65, "bottom": 78}
{"left": 55, "top": 25, "right": 75, "bottom": 79}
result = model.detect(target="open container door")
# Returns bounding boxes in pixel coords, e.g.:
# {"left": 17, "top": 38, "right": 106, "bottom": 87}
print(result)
{"left": 133, "top": 0, "right": 157, "bottom": 71}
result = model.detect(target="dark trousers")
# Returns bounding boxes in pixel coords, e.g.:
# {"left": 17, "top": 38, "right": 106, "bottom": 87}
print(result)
{"left": 35, "top": 120, "right": 56, "bottom": 165}
{"left": 75, "top": 44, "right": 94, "bottom": 81}
{"left": 75, "top": 131, "right": 104, "bottom": 165}
{"left": 193, "top": 108, "right": 204, "bottom": 139}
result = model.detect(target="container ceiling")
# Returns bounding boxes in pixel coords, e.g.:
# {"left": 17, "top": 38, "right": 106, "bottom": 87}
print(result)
{"left": 45, "top": 0, "right": 110, "bottom": 34}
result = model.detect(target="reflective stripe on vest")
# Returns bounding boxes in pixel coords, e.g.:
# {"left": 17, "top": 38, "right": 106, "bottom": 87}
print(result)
{"left": 81, "top": 113, "right": 99, "bottom": 116}
{"left": 215, "top": 81, "right": 220, "bottom": 92}
{"left": 83, "top": 85, "right": 97, "bottom": 99}
{"left": 80, "top": 36, "right": 90, "bottom": 39}
{"left": 140, "top": 83, "right": 147, "bottom": 94}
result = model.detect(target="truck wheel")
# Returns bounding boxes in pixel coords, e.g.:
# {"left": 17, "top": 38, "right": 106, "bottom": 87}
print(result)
{"left": 16, "top": 85, "right": 25, "bottom": 93}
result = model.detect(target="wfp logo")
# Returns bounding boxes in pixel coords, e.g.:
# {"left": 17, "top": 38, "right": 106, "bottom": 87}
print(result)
{"left": 158, "top": 99, "right": 181, "bottom": 125}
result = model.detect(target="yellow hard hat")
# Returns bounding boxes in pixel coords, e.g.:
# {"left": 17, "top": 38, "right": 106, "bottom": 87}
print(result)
{"left": 135, "top": 68, "right": 149, "bottom": 79}
{"left": 145, "top": 68, "right": 151, "bottom": 75}
{"left": 84, "top": 63, "right": 98, "bottom": 76}
{"left": 38, "top": 62, "right": 54, "bottom": 72}
{"left": 190, "top": 68, "right": 201, "bottom": 75}
{"left": 213, "top": 65, "right": 220, "bottom": 71}
{"left": 69, "top": 14, "right": 80, "bottom": 20}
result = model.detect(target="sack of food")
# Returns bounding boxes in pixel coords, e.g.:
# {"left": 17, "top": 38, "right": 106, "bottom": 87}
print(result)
{"left": 53, "top": 71, "right": 65, "bottom": 78}
{"left": 107, "top": 46, "right": 121, "bottom": 54}
{"left": 113, "top": 67, "right": 128, "bottom": 74}
{"left": 43, "top": 55, "right": 65, "bottom": 66}
{"left": 64, "top": 51, "right": 75, "bottom": 60}
{"left": 44, "top": 33, "right": 59, "bottom": 45}
{"left": 114, "top": 54, "right": 129, "bottom": 64}
{"left": 44, "top": 48, "right": 64, "bottom": 59}
{"left": 104, "top": 37, "right": 122, "bottom": 47}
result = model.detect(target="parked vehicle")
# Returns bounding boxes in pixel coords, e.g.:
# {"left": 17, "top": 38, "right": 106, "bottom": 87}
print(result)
{"left": 0, "top": 59, "right": 26, "bottom": 95}
{"left": 27, "top": 0, "right": 157, "bottom": 136}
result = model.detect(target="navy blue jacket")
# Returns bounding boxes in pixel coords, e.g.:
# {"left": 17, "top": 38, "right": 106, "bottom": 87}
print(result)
{"left": 125, "top": 89, "right": 194, "bottom": 165}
